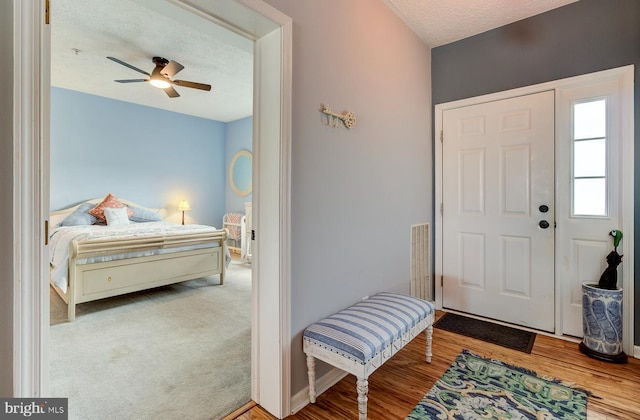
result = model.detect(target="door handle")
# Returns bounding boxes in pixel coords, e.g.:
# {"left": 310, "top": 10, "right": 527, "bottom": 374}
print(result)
{"left": 539, "top": 205, "right": 549, "bottom": 213}
{"left": 539, "top": 220, "right": 550, "bottom": 229}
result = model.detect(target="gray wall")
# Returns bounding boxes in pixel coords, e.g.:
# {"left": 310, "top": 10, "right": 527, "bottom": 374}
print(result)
{"left": 263, "top": 0, "right": 432, "bottom": 395}
{"left": 0, "top": 0, "right": 14, "bottom": 397}
{"left": 432, "top": 0, "right": 640, "bottom": 345}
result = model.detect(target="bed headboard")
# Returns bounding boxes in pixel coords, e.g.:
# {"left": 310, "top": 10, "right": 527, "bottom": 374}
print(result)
{"left": 50, "top": 198, "right": 168, "bottom": 227}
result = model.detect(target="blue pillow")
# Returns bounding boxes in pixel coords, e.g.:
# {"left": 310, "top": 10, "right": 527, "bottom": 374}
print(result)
{"left": 129, "top": 206, "right": 163, "bottom": 223}
{"left": 59, "top": 202, "right": 98, "bottom": 227}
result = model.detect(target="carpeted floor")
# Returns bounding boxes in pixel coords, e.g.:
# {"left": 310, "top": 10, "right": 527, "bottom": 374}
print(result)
{"left": 49, "top": 258, "right": 252, "bottom": 420}
{"left": 407, "top": 349, "right": 588, "bottom": 419}
{"left": 434, "top": 312, "right": 536, "bottom": 353}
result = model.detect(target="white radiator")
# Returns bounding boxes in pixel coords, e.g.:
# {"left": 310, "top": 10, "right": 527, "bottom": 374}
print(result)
{"left": 410, "top": 223, "right": 431, "bottom": 301}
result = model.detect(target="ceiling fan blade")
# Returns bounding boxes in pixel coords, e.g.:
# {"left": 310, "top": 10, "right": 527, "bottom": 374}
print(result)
{"left": 173, "top": 80, "right": 212, "bottom": 91}
{"left": 161, "top": 60, "right": 184, "bottom": 78}
{"left": 164, "top": 86, "right": 180, "bottom": 98}
{"left": 114, "top": 79, "right": 149, "bottom": 83}
{"left": 107, "top": 57, "right": 150, "bottom": 76}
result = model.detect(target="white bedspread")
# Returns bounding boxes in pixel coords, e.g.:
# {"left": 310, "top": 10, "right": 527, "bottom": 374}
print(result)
{"left": 49, "top": 222, "right": 229, "bottom": 293}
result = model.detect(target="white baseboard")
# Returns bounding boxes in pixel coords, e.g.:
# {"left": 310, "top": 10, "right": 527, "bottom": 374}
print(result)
{"left": 290, "top": 367, "right": 348, "bottom": 415}
{"left": 634, "top": 345, "right": 640, "bottom": 359}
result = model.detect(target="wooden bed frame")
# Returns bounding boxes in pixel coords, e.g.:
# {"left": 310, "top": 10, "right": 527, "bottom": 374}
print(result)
{"left": 50, "top": 199, "right": 228, "bottom": 322}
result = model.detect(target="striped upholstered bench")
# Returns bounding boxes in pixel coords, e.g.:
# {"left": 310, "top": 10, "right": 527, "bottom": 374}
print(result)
{"left": 303, "top": 292, "right": 435, "bottom": 420}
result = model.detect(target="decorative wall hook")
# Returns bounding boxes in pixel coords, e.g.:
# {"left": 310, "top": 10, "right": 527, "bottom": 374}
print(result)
{"left": 321, "top": 104, "right": 356, "bottom": 129}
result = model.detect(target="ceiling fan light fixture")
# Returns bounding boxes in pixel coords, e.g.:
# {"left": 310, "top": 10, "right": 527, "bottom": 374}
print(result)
{"left": 108, "top": 56, "right": 210, "bottom": 98}
{"left": 149, "top": 77, "right": 171, "bottom": 89}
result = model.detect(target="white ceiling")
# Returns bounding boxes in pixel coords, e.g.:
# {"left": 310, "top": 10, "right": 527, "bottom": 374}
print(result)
{"left": 51, "top": 0, "right": 578, "bottom": 122}
{"left": 51, "top": 0, "right": 254, "bottom": 122}
{"left": 384, "top": 0, "right": 579, "bottom": 47}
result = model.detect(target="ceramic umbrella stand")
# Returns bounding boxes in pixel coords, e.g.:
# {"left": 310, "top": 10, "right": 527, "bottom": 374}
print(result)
{"left": 579, "top": 283, "right": 627, "bottom": 363}
{"left": 579, "top": 229, "right": 627, "bottom": 363}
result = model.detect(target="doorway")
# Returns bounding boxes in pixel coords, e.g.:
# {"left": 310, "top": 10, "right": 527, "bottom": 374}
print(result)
{"left": 13, "top": 0, "right": 292, "bottom": 417}
{"left": 49, "top": 8, "right": 255, "bottom": 417}
{"left": 435, "top": 66, "right": 634, "bottom": 352}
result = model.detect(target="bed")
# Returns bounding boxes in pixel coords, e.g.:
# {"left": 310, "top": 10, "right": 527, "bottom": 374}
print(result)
{"left": 49, "top": 196, "right": 229, "bottom": 322}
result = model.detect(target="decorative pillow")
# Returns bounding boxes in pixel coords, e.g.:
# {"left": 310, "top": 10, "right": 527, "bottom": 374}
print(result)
{"left": 89, "top": 193, "right": 134, "bottom": 221}
{"left": 103, "top": 207, "right": 131, "bottom": 227}
{"left": 129, "top": 206, "right": 164, "bottom": 223}
{"left": 59, "top": 202, "right": 98, "bottom": 227}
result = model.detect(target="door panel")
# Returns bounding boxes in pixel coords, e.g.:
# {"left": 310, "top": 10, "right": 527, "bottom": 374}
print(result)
{"left": 557, "top": 80, "right": 622, "bottom": 337}
{"left": 502, "top": 145, "right": 530, "bottom": 214}
{"left": 442, "top": 91, "right": 555, "bottom": 332}
{"left": 459, "top": 232, "right": 485, "bottom": 289}
{"left": 501, "top": 235, "right": 531, "bottom": 297}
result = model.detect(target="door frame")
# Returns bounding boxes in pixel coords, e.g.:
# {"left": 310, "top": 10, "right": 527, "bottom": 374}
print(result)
{"left": 13, "top": 0, "right": 293, "bottom": 417}
{"left": 434, "top": 66, "right": 634, "bottom": 355}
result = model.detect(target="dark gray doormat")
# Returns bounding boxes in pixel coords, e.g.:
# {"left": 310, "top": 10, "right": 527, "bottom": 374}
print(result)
{"left": 434, "top": 312, "right": 536, "bottom": 353}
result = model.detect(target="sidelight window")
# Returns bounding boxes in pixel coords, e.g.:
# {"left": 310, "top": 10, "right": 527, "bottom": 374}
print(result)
{"left": 572, "top": 99, "right": 607, "bottom": 216}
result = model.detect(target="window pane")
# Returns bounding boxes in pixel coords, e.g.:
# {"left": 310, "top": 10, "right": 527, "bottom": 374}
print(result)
{"left": 574, "top": 139, "right": 606, "bottom": 177}
{"left": 574, "top": 100, "right": 606, "bottom": 140}
{"left": 574, "top": 178, "right": 606, "bottom": 216}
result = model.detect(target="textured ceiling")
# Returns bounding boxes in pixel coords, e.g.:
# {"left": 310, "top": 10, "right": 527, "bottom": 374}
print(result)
{"left": 52, "top": 0, "right": 579, "bottom": 122}
{"left": 51, "top": 0, "right": 254, "bottom": 122}
{"left": 384, "top": 0, "right": 579, "bottom": 47}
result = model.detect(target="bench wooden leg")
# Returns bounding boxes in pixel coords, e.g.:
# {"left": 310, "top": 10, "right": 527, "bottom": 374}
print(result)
{"left": 425, "top": 325, "right": 433, "bottom": 363}
{"left": 356, "top": 377, "right": 368, "bottom": 420}
{"left": 306, "top": 355, "right": 317, "bottom": 403}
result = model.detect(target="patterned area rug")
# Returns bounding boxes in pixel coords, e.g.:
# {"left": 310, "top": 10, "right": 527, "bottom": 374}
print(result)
{"left": 407, "top": 350, "right": 588, "bottom": 420}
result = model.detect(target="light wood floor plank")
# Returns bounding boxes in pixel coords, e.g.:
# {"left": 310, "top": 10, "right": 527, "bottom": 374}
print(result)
{"left": 232, "top": 311, "right": 640, "bottom": 419}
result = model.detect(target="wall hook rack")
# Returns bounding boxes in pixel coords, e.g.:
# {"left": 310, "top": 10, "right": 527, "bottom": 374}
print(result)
{"left": 321, "top": 105, "right": 356, "bottom": 129}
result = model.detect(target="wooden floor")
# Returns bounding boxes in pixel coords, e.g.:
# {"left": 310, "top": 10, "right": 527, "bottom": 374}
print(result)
{"left": 230, "top": 311, "right": 640, "bottom": 420}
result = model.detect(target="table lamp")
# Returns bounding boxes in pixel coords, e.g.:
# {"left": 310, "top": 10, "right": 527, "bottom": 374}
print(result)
{"left": 176, "top": 200, "right": 191, "bottom": 225}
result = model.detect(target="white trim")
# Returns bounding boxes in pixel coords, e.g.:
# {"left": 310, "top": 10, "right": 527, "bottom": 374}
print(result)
{"left": 252, "top": 28, "right": 286, "bottom": 417}
{"left": 13, "top": 0, "right": 49, "bottom": 397}
{"left": 634, "top": 345, "right": 640, "bottom": 359}
{"left": 279, "top": 12, "right": 293, "bottom": 419}
{"left": 434, "top": 66, "right": 634, "bottom": 355}
{"left": 290, "top": 368, "right": 348, "bottom": 415}
{"left": 243, "top": 0, "right": 293, "bottom": 414}
{"left": 618, "top": 67, "right": 635, "bottom": 359}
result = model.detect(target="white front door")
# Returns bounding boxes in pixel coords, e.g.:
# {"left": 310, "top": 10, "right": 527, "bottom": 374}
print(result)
{"left": 442, "top": 91, "right": 556, "bottom": 332}
{"left": 436, "top": 66, "right": 634, "bottom": 349}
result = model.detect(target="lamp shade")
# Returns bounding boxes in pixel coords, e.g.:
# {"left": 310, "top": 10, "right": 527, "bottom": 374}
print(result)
{"left": 177, "top": 200, "right": 191, "bottom": 212}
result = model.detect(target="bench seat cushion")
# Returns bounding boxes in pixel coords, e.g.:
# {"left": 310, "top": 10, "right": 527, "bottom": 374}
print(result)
{"left": 303, "top": 292, "right": 434, "bottom": 365}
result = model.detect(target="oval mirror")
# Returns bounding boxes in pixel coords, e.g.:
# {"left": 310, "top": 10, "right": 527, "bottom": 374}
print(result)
{"left": 229, "top": 150, "right": 252, "bottom": 196}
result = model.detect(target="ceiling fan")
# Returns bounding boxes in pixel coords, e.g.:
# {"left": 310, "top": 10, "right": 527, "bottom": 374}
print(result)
{"left": 107, "top": 56, "right": 211, "bottom": 98}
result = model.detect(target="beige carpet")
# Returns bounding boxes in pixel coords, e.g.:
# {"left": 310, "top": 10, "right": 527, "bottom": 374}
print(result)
{"left": 49, "top": 258, "right": 251, "bottom": 420}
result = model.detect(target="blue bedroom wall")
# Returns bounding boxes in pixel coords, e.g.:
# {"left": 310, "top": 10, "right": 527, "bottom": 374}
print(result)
{"left": 225, "top": 116, "right": 253, "bottom": 216}
{"left": 50, "top": 87, "right": 227, "bottom": 227}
